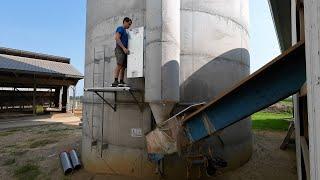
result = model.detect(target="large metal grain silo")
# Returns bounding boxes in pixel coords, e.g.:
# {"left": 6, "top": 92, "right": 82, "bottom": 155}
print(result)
{"left": 82, "top": 0, "right": 252, "bottom": 179}
{"left": 82, "top": 0, "right": 157, "bottom": 178}
{"left": 179, "top": 0, "right": 252, "bottom": 170}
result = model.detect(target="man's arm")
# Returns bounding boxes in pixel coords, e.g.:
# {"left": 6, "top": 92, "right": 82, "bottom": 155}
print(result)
{"left": 115, "top": 32, "right": 129, "bottom": 54}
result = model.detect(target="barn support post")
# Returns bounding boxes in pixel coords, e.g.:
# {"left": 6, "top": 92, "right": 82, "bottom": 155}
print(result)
{"left": 304, "top": 0, "right": 320, "bottom": 179}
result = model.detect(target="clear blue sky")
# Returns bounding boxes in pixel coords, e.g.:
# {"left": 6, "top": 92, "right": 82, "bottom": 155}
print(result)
{"left": 0, "top": 0, "right": 280, "bottom": 96}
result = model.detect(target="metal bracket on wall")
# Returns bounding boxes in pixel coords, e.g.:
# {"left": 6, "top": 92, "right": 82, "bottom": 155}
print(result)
{"left": 94, "top": 91, "right": 117, "bottom": 111}
{"left": 84, "top": 87, "right": 144, "bottom": 112}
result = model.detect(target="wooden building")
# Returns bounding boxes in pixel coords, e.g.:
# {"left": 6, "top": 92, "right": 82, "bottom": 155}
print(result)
{"left": 269, "top": 0, "right": 320, "bottom": 179}
{"left": 0, "top": 47, "right": 83, "bottom": 114}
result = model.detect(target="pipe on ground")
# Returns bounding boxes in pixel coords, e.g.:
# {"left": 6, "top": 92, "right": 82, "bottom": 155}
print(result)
{"left": 60, "top": 151, "right": 73, "bottom": 174}
{"left": 69, "top": 149, "right": 82, "bottom": 170}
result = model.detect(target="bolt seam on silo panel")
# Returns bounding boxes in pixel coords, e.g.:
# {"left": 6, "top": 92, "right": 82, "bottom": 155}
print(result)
{"left": 180, "top": 8, "right": 249, "bottom": 35}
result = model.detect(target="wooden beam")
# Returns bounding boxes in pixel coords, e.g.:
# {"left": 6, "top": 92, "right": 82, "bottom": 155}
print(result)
{"left": 294, "top": 94, "right": 303, "bottom": 179}
{"left": 298, "top": 0, "right": 305, "bottom": 41}
{"left": 0, "top": 76, "right": 77, "bottom": 87}
{"left": 33, "top": 76, "right": 36, "bottom": 116}
{"left": 301, "top": 136, "right": 310, "bottom": 180}
{"left": 292, "top": 0, "right": 303, "bottom": 179}
{"left": 304, "top": 0, "right": 320, "bottom": 179}
{"left": 300, "top": 96, "right": 309, "bottom": 140}
{"left": 280, "top": 121, "right": 295, "bottom": 150}
{"left": 61, "top": 86, "right": 68, "bottom": 113}
{"left": 300, "top": 82, "right": 307, "bottom": 96}
{"left": 12, "top": 72, "right": 19, "bottom": 78}
{"left": 292, "top": 0, "right": 298, "bottom": 44}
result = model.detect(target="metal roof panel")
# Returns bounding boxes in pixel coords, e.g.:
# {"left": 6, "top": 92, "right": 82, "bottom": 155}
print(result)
{"left": 0, "top": 54, "right": 83, "bottom": 79}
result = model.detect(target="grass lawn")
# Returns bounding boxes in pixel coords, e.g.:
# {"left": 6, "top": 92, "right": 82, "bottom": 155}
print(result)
{"left": 252, "top": 111, "right": 293, "bottom": 131}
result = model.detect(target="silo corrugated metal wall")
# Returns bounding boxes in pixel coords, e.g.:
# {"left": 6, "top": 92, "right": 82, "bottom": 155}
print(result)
{"left": 179, "top": 0, "right": 252, "bottom": 170}
{"left": 146, "top": 0, "right": 181, "bottom": 125}
{"left": 82, "top": 0, "right": 157, "bottom": 178}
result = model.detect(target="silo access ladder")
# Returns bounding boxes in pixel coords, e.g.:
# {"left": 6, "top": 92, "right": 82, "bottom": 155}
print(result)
{"left": 84, "top": 47, "right": 144, "bottom": 157}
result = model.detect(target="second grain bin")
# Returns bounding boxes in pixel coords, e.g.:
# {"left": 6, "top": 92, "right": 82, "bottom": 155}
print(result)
{"left": 179, "top": 0, "right": 252, "bottom": 170}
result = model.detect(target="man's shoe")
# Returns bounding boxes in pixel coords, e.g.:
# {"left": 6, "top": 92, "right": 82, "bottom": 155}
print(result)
{"left": 118, "top": 80, "right": 127, "bottom": 87}
{"left": 111, "top": 81, "right": 119, "bottom": 87}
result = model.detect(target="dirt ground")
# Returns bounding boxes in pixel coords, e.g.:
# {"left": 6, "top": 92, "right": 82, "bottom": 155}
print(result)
{"left": 0, "top": 122, "right": 297, "bottom": 180}
{"left": 0, "top": 124, "right": 82, "bottom": 180}
{"left": 214, "top": 131, "right": 297, "bottom": 180}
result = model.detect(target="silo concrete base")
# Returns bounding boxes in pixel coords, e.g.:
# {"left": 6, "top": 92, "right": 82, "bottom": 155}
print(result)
{"left": 81, "top": 116, "right": 252, "bottom": 179}
{"left": 81, "top": 134, "right": 157, "bottom": 179}
{"left": 212, "top": 118, "right": 253, "bottom": 171}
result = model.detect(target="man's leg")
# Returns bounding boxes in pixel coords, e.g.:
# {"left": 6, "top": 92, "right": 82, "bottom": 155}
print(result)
{"left": 112, "top": 64, "right": 122, "bottom": 87}
{"left": 114, "top": 47, "right": 126, "bottom": 87}
{"left": 119, "top": 66, "right": 125, "bottom": 81}
{"left": 119, "top": 56, "right": 127, "bottom": 85}
{"left": 114, "top": 64, "right": 122, "bottom": 79}
{"left": 118, "top": 66, "right": 126, "bottom": 87}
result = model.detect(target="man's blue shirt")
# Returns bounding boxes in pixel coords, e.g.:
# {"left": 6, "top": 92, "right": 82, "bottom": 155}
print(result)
{"left": 115, "top": 26, "right": 128, "bottom": 48}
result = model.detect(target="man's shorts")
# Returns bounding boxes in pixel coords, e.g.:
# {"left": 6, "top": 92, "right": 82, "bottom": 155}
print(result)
{"left": 115, "top": 46, "right": 127, "bottom": 68}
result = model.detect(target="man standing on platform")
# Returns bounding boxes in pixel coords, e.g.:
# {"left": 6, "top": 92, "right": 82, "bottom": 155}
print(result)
{"left": 112, "top": 17, "right": 132, "bottom": 87}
